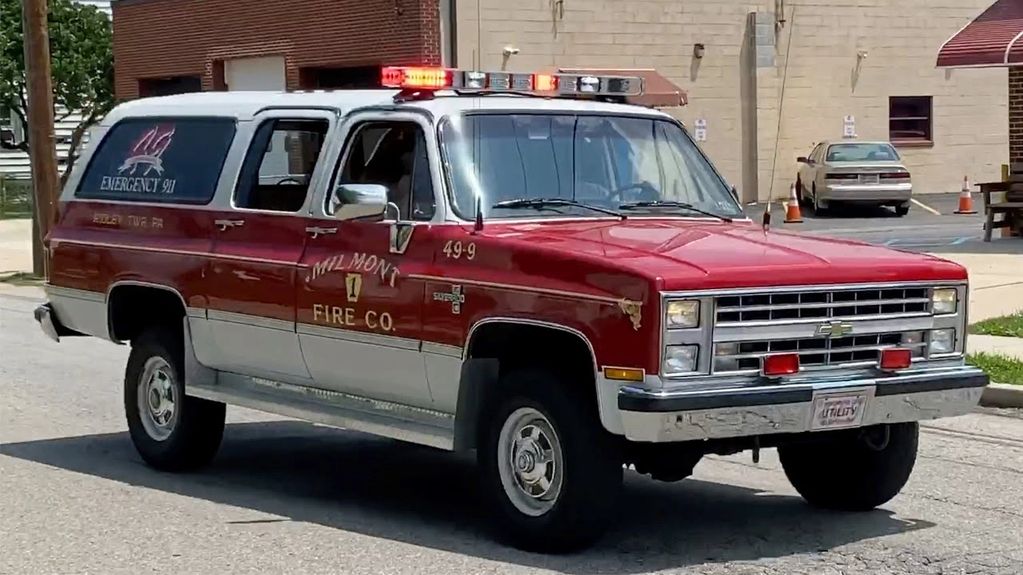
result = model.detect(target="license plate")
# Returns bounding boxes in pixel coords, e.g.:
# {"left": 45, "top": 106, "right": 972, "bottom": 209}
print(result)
{"left": 810, "top": 390, "right": 870, "bottom": 430}
{"left": 860, "top": 174, "right": 880, "bottom": 184}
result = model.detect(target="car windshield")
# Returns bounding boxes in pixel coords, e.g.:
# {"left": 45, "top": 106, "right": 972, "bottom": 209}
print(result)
{"left": 825, "top": 143, "right": 900, "bottom": 162}
{"left": 440, "top": 113, "right": 744, "bottom": 220}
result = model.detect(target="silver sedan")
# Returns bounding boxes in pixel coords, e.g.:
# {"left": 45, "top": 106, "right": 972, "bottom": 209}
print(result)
{"left": 796, "top": 140, "right": 912, "bottom": 216}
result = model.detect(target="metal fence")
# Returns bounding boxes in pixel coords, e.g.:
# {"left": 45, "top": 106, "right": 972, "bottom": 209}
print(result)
{"left": 0, "top": 176, "right": 33, "bottom": 219}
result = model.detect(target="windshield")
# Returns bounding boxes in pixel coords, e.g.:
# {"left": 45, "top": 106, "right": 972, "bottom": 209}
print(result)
{"left": 825, "top": 143, "right": 900, "bottom": 162}
{"left": 440, "top": 113, "right": 744, "bottom": 220}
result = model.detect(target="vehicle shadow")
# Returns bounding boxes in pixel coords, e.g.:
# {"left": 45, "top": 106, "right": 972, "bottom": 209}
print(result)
{"left": 1, "top": 421, "right": 934, "bottom": 573}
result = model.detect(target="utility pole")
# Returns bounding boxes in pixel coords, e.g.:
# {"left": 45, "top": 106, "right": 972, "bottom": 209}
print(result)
{"left": 22, "top": 0, "right": 59, "bottom": 278}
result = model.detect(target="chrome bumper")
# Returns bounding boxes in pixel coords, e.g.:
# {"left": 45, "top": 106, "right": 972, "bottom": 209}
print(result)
{"left": 34, "top": 303, "right": 81, "bottom": 342}
{"left": 617, "top": 366, "right": 988, "bottom": 442}
{"left": 821, "top": 183, "right": 912, "bottom": 203}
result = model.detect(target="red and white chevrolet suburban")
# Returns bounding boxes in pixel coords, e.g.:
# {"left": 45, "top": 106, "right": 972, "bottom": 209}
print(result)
{"left": 36, "top": 66, "right": 988, "bottom": 552}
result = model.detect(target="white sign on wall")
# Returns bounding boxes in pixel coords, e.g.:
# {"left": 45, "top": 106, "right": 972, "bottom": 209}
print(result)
{"left": 843, "top": 115, "right": 856, "bottom": 138}
{"left": 694, "top": 118, "right": 708, "bottom": 142}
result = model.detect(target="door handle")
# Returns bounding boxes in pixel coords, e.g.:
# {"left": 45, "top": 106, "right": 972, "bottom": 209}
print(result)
{"left": 306, "top": 226, "right": 338, "bottom": 239}
{"left": 215, "top": 219, "right": 245, "bottom": 231}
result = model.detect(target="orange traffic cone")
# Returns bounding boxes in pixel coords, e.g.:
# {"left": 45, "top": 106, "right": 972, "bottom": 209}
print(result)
{"left": 784, "top": 183, "right": 803, "bottom": 223}
{"left": 955, "top": 176, "right": 976, "bottom": 214}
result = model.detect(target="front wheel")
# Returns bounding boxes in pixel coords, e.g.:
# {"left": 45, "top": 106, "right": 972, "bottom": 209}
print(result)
{"left": 778, "top": 422, "right": 918, "bottom": 511}
{"left": 479, "top": 368, "right": 623, "bottom": 552}
{"left": 125, "top": 326, "right": 226, "bottom": 471}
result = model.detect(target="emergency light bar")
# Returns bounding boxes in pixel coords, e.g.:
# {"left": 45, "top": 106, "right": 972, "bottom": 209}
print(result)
{"left": 380, "top": 66, "right": 643, "bottom": 99}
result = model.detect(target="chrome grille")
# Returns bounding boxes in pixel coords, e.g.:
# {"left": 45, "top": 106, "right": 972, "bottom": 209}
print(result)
{"left": 714, "top": 332, "right": 927, "bottom": 373}
{"left": 715, "top": 287, "right": 930, "bottom": 325}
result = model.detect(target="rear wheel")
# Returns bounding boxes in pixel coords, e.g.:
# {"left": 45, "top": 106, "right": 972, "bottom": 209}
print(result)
{"left": 479, "top": 368, "right": 622, "bottom": 552}
{"left": 895, "top": 203, "right": 910, "bottom": 216}
{"left": 125, "top": 326, "right": 225, "bottom": 471}
{"left": 778, "top": 423, "right": 918, "bottom": 511}
{"left": 795, "top": 176, "right": 805, "bottom": 204}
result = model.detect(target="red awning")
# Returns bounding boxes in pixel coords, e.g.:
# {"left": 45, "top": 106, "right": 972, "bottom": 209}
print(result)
{"left": 937, "top": 0, "right": 1023, "bottom": 68}
{"left": 556, "top": 68, "right": 687, "bottom": 108}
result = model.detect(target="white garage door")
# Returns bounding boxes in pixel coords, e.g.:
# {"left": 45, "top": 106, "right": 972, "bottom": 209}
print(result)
{"left": 224, "top": 56, "right": 286, "bottom": 91}
{"left": 225, "top": 56, "right": 288, "bottom": 179}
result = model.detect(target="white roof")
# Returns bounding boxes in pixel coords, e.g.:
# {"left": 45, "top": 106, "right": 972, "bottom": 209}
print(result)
{"left": 101, "top": 90, "right": 673, "bottom": 125}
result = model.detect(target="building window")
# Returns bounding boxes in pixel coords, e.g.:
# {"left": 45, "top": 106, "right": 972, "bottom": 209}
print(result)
{"left": 138, "top": 76, "right": 202, "bottom": 98}
{"left": 889, "top": 96, "right": 933, "bottom": 146}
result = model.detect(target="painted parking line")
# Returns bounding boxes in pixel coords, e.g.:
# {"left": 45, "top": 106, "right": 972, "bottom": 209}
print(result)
{"left": 911, "top": 198, "right": 942, "bottom": 215}
{"left": 883, "top": 236, "right": 977, "bottom": 248}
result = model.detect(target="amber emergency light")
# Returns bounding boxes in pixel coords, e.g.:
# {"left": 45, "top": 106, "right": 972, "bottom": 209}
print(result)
{"left": 380, "top": 66, "right": 644, "bottom": 100}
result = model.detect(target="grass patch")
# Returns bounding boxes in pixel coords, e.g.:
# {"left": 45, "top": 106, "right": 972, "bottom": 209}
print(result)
{"left": 967, "top": 352, "right": 1023, "bottom": 386}
{"left": 0, "top": 272, "right": 44, "bottom": 286}
{"left": 970, "top": 312, "right": 1023, "bottom": 338}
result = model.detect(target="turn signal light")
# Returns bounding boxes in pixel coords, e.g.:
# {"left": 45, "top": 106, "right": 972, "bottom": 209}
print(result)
{"left": 763, "top": 353, "right": 800, "bottom": 377}
{"left": 879, "top": 348, "right": 912, "bottom": 371}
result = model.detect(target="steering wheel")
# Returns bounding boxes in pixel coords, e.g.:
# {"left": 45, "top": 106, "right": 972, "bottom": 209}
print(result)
{"left": 276, "top": 176, "right": 303, "bottom": 186}
{"left": 608, "top": 181, "right": 660, "bottom": 204}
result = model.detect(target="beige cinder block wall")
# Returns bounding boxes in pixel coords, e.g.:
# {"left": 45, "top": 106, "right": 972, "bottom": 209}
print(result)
{"left": 456, "top": 0, "right": 1007, "bottom": 202}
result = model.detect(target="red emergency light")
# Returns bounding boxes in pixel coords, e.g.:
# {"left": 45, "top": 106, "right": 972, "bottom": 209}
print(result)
{"left": 879, "top": 348, "right": 912, "bottom": 371}
{"left": 762, "top": 353, "right": 800, "bottom": 377}
{"left": 381, "top": 66, "right": 454, "bottom": 89}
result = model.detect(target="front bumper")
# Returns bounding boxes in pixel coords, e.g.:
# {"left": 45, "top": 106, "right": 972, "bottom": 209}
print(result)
{"left": 617, "top": 365, "right": 987, "bottom": 442}
{"left": 821, "top": 183, "right": 911, "bottom": 203}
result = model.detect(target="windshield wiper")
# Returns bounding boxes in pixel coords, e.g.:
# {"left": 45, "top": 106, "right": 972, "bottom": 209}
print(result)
{"left": 492, "top": 198, "right": 626, "bottom": 219}
{"left": 617, "top": 200, "right": 733, "bottom": 223}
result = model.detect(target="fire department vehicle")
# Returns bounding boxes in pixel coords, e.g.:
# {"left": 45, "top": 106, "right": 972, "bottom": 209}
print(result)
{"left": 35, "top": 66, "right": 988, "bottom": 552}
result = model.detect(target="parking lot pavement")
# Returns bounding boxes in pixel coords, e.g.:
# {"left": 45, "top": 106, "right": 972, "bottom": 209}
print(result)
{"left": 3, "top": 290, "right": 1023, "bottom": 574}
{"left": 744, "top": 193, "right": 990, "bottom": 251}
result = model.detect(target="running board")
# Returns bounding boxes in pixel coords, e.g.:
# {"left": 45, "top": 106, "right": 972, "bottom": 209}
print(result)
{"left": 187, "top": 373, "right": 456, "bottom": 451}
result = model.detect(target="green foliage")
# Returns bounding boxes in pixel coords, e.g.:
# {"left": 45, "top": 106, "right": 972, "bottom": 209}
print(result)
{"left": 0, "top": 0, "right": 114, "bottom": 155}
{"left": 967, "top": 352, "right": 1023, "bottom": 386}
{"left": 970, "top": 312, "right": 1023, "bottom": 339}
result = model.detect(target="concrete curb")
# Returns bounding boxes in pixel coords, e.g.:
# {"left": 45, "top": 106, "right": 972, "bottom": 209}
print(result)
{"left": 980, "top": 382, "right": 1023, "bottom": 409}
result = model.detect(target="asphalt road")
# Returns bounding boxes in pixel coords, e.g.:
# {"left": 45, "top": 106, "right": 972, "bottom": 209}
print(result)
{"left": 2, "top": 289, "right": 1023, "bottom": 574}
{"left": 747, "top": 193, "right": 989, "bottom": 252}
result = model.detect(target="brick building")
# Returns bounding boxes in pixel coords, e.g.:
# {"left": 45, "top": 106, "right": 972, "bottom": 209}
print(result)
{"left": 112, "top": 0, "right": 1007, "bottom": 202}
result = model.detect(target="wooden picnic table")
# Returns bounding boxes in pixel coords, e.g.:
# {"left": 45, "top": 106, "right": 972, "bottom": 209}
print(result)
{"left": 976, "top": 180, "right": 1023, "bottom": 241}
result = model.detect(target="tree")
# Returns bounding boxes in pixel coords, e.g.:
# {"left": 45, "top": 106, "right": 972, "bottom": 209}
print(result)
{"left": 0, "top": 0, "right": 115, "bottom": 187}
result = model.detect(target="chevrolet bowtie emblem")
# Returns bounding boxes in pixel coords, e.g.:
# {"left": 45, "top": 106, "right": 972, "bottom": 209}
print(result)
{"left": 816, "top": 321, "right": 853, "bottom": 337}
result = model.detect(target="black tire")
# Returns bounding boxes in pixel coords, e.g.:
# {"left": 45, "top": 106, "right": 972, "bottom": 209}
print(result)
{"left": 124, "top": 326, "right": 225, "bottom": 472}
{"left": 478, "top": 368, "right": 623, "bottom": 553}
{"left": 895, "top": 204, "right": 910, "bottom": 216}
{"left": 778, "top": 422, "right": 918, "bottom": 511}
{"left": 795, "top": 177, "right": 805, "bottom": 205}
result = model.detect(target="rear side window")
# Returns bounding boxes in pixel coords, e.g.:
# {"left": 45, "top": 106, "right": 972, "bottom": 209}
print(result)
{"left": 76, "top": 118, "right": 236, "bottom": 204}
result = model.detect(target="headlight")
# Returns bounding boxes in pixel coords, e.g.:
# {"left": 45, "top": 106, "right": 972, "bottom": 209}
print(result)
{"left": 932, "top": 288, "right": 957, "bottom": 315}
{"left": 665, "top": 300, "right": 700, "bottom": 329}
{"left": 663, "top": 345, "right": 699, "bottom": 375}
{"left": 929, "top": 329, "right": 955, "bottom": 354}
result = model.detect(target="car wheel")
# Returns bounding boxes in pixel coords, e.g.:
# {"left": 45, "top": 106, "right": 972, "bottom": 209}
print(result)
{"left": 796, "top": 176, "right": 805, "bottom": 205}
{"left": 125, "top": 325, "right": 226, "bottom": 471}
{"left": 778, "top": 422, "right": 918, "bottom": 511}
{"left": 895, "top": 204, "right": 910, "bottom": 217}
{"left": 479, "top": 368, "right": 623, "bottom": 552}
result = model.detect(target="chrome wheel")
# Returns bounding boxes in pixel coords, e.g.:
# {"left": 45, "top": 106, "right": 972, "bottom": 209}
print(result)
{"left": 497, "top": 407, "right": 564, "bottom": 517}
{"left": 137, "top": 356, "right": 177, "bottom": 441}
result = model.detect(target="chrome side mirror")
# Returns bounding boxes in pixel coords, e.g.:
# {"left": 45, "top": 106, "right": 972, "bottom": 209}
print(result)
{"left": 332, "top": 184, "right": 389, "bottom": 221}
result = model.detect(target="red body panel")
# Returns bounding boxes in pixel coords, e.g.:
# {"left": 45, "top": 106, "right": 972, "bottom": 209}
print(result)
{"left": 49, "top": 202, "right": 967, "bottom": 375}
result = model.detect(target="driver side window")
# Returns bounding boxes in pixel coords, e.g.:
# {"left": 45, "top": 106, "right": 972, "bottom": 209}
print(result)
{"left": 234, "top": 119, "right": 328, "bottom": 212}
{"left": 333, "top": 121, "right": 436, "bottom": 221}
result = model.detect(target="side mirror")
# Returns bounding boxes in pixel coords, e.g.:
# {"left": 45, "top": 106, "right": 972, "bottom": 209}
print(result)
{"left": 729, "top": 185, "right": 740, "bottom": 203}
{"left": 796, "top": 156, "right": 809, "bottom": 164}
{"left": 332, "top": 183, "right": 389, "bottom": 221}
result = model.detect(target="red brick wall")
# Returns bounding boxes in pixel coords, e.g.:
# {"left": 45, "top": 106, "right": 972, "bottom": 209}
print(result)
{"left": 112, "top": 0, "right": 441, "bottom": 100}
{"left": 1011, "top": 67, "right": 1023, "bottom": 165}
